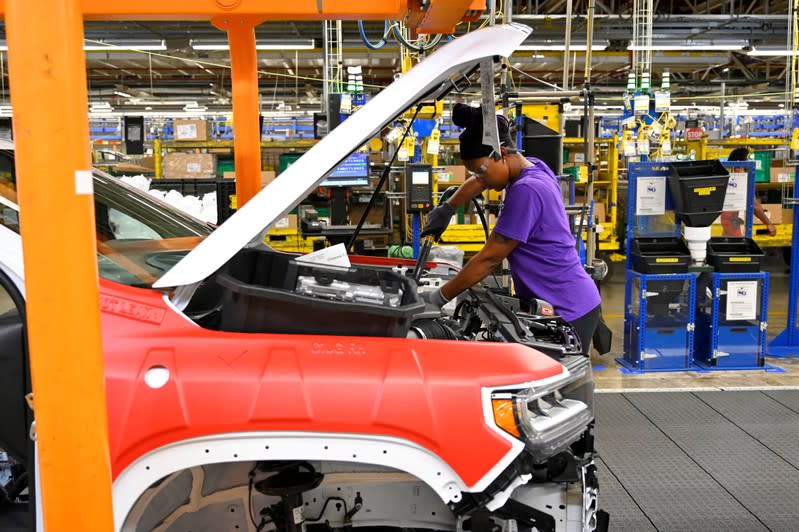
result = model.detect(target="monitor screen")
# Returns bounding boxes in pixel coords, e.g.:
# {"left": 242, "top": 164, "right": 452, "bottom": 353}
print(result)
{"left": 321, "top": 152, "right": 370, "bottom": 187}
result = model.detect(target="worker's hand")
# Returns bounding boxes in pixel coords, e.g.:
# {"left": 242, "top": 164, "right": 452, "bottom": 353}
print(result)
{"left": 420, "top": 287, "right": 450, "bottom": 308}
{"left": 421, "top": 202, "right": 456, "bottom": 240}
{"left": 767, "top": 222, "right": 777, "bottom": 236}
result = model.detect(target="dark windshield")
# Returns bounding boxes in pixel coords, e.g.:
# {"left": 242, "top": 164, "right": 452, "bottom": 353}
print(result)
{"left": 0, "top": 151, "right": 212, "bottom": 287}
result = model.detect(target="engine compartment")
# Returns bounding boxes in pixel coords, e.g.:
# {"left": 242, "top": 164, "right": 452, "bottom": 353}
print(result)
{"left": 183, "top": 246, "right": 583, "bottom": 361}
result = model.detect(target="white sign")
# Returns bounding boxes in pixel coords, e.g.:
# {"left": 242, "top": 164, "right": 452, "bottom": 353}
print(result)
{"left": 726, "top": 281, "right": 758, "bottom": 321}
{"left": 722, "top": 171, "right": 748, "bottom": 212}
{"left": 623, "top": 138, "right": 637, "bottom": 156}
{"left": 654, "top": 91, "right": 671, "bottom": 112}
{"left": 634, "top": 94, "right": 650, "bottom": 115}
{"left": 426, "top": 128, "right": 441, "bottom": 155}
{"left": 175, "top": 123, "right": 197, "bottom": 139}
{"left": 296, "top": 242, "right": 351, "bottom": 268}
{"left": 636, "top": 176, "right": 666, "bottom": 215}
{"left": 637, "top": 137, "right": 650, "bottom": 155}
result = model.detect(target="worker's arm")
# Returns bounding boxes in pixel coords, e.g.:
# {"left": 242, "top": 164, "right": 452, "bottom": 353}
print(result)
{"left": 445, "top": 175, "right": 486, "bottom": 209}
{"left": 421, "top": 176, "right": 487, "bottom": 239}
{"left": 440, "top": 231, "right": 518, "bottom": 301}
{"left": 753, "top": 198, "right": 777, "bottom": 236}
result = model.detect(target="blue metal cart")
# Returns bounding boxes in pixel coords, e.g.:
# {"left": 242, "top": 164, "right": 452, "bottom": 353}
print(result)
{"left": 694, "top": 272, "right": 769, "bottom": 369}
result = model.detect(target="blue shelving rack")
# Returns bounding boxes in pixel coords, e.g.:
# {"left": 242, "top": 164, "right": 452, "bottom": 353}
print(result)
{"left": 769, "top": 165, "right": 799, "bottom": 357}
{"left": 622, "top": 271, "right": 697, "bottom": 371}
{"left": 621, "top": 162, "right": 696, "bottom": 371}
{"left": 694, "top": 272, "right": 769, "bottom": 369}
{"left": 621, "top": 160, "right": 765, "bottom": 372}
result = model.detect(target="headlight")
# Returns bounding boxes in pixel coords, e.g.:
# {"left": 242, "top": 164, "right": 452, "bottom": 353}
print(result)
{"left": 491, "top": 356, "right": 594, "bottom": 462}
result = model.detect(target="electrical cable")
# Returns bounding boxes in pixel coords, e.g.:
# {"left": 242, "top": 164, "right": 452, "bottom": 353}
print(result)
{"left": 347, "top": 105, "right": 424, "bottom": 250}
{"left": 304, "top": 496, "right": 350, "bottom": 522}
{"left": 469, "top": 192, "right": 503, "bottom": 290}
{"left": 357, "top": 20, "right": 392, "bottom": 50}
{"left": 388, "top": 23, "right": 443, "bottom": 52}
{"left": 247, "top": 465, "right": 258, "bottom": 529}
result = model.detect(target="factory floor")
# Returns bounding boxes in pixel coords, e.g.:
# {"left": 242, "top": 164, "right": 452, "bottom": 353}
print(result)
{"left": 591, "top": 251, "right": 799, "bottom": 390}
{"left": 593, "top": 252, "right": 799, "bottom": 531}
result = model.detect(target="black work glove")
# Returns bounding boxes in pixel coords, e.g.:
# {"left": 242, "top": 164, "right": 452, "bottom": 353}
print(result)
{"left": 421, "top": 202, "right": 456, "bottom": 240}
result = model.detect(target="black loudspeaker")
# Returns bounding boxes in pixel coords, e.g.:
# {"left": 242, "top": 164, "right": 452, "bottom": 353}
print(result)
{"left": 326, "top": 93, "right": 342, "bottom": 132}
{"left": 0, "top": 117, "right": 13, "bottom": 140}
{"left": 313, "top": 112, "right": 328, "bottom": 139}
{"left": 565, "top": 119, "right": 582, "bottom": 138}
{"left": 124, "top": 116, "right": 144, "bottom": 155}
{"left": 519, "top": 116, "right": 563, "bottom": 175}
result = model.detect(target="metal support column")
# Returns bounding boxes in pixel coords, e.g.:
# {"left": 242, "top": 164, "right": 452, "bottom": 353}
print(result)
{"left": 214, "top": 16, "right": 264, "bottom": 208}
{"left": 6, "top": 0, "right": 115, "bottom": 529}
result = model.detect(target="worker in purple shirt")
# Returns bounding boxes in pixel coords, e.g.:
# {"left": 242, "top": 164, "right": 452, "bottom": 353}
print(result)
{"left": 421, "top": 103, "right": 601, "bottom": 355}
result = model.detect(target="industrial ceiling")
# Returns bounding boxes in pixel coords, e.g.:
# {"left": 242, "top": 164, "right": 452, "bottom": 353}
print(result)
{"left": 0, "top": 1, "right": 794, "bottom": 113}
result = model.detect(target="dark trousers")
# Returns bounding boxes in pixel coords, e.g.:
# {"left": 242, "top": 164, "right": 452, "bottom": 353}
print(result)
{"left": 569, "top": 304, "right": 601, "bottom": 356}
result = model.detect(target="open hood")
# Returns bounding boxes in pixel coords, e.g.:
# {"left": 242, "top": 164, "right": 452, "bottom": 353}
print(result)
{"left": 154, "top": 23, "right": 531, "bottom": 288}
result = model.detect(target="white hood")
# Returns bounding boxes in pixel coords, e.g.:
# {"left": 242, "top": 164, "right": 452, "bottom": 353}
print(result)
{"left": 153, "top": 23, "right": 531, "bottom": 288}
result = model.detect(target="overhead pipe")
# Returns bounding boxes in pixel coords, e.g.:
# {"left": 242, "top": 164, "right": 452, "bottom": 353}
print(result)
{"left": 563, "top": 0, "right": 573, "bottom": 90}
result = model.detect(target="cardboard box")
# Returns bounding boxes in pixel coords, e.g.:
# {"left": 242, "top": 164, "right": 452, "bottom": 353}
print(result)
{"left": 223, "top": 170, "right": 276, "bottom": 187}
{"left": 771, "top": 167, "right": 794, "bottom": 183}
{"left": 593, "top": 202, "right": 606, "bottom": 223}
{"left": 273, "top": 214, "right": 298, "bottom": 229}
{"left": 348, "top": 203, "right": 386, "bottom": 225}
{"left": 756, "top": 204, "right": 782, "bottom": 224}
{"left": 436, "top": 165, "right": 467, "bottom": 185}
{"left": 163, "top": 153, "right": 216, "bottom": 179}
{"left": 173, "top": 119, "right": 208, "bottom": 141}
{"left": 784, "top": 208, "right": 793, "bottom": 223}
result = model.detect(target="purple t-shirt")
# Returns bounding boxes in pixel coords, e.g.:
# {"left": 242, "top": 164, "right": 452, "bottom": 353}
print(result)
{"left": 493, "top": 157, "right": 600, "bottom": 322}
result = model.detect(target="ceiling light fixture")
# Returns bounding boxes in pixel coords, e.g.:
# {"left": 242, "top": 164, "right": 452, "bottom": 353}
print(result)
{"left": 747, "top": 47, "right": 799, "bottom": 56}
{"left": 183, "top": 102, "right": 208, "bottom": 113}
{"left": 190, "top": 39, "right": 316, "bottom": 51}
{"left": 114, "top": 90, "right": 133, "bottom": 98}
{"left": 0, "top": 39, "right": 167, "bottom": 51}
{"left": 89, "top": 101, "right": 114, "bottom": 113}
{"left": 517, "top": 41, "right": 609, "bottom": 52}
{"left": 628, "top": 40, "right": 748, "bottom": 51}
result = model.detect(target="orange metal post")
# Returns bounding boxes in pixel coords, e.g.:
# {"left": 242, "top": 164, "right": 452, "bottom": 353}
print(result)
{"left": 214, "top": 16, "right": 264, "bottom": 207}
{"left": 5, "top": 0, "right": 115, "bottom": 530}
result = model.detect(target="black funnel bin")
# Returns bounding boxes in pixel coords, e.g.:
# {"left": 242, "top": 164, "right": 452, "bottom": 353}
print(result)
{"left": 667, "top": 160, "right": 729, "bottom": 227}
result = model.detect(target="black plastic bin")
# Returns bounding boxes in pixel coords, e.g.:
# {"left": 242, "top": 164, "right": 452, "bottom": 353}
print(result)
{"left": 215, "top": 248, "right": 424, "bottom": 337}
{"left": 630, "top": 237, "right": 691, "bottom": 274}
{"left": 667, "top": 160, "right": 729, "bottom": 227}
{"left": 706, "top": 237, "right": 764, "bottom": 273}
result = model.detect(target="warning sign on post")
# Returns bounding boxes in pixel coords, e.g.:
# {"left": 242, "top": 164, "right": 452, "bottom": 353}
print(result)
{"left": 722, "top": 172, "right": 748, "bottom": 212}
{"left": 636, "top": 176, "right": 666, "bottom": 215}
{"left": 726, "top": 281, "right": 758, "bottom": 321}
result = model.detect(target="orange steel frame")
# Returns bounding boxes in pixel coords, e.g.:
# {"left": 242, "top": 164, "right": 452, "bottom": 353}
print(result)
{"left": 0, "top": 0, "right": 484, "bottom": 530}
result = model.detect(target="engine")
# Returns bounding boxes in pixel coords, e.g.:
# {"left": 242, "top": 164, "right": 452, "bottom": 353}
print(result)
{"left": 410, "top": 284, "right": 583, "bottom": 359}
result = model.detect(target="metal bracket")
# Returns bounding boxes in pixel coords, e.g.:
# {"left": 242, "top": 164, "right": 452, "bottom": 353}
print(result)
{"left": 761, "top": 321, "right": 768, "bottom": 331}
{"left": 479, "top": 58, "right": 501, "bottom": 159}
{"left": 714, "top": 350, "right": 730, "bottom": 358}
{"left": 641, "top": 352, "right": 657, "bottom": 360}
{"left": 687, "top": 323, "right": 695, "bottom": 332}
{"left": 643, "top": 291, "right": 660, "bottom": 298}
